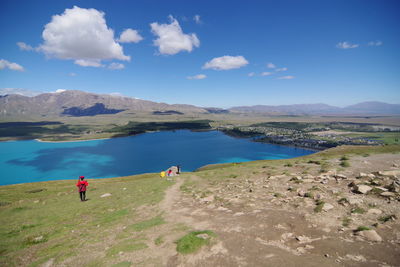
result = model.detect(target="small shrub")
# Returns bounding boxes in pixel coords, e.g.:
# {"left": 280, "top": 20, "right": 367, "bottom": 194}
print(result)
{"left": 308, "top": 160, "right": 321, "bottom": 165}
{"left": 362, "top": 153, "right": 370, "bottom": 157}
{"left": 304, "top": 192, "right": 314, "bottom": 198}
{"left": 284, "top": 163, "right": 293, "bottom": 167}
{"left": 340, "top": 155, "right": 349, "bottom": 161}
{"left": 154, "top": 236, "right": 164, "bottom": 246}
{"left": 356, "top": 226, "right": 371, "bottom": 232}
{"left": 351, "top": 207, "right": 366, "bottom": 214}
{"left": 314, "top": 200, "right": 325, "bottom": 213}
{"left": 378, "top": 214, "right": 397, "bottom": 223}
{"left": 176, "top": 230, "right": 215, "bottom": 254}
{"left": 340, "top": 160, "right": 350, "bottom": 168}
{"left": 342, "top": 217, "right": 352, "bottom": 227}
{"left": 273, "top": 193, "right": 282, "bottom": 198}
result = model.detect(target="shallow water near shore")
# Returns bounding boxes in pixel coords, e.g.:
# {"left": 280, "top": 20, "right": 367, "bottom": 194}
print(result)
{"left": 0, "top": 130, "right": 315, "bottom": 185}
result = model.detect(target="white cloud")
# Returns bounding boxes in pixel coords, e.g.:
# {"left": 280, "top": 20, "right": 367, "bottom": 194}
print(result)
{"left": 368, "top": 40, "right": 383, "bottom": 46}
{"left": 69, "top": 72, "right": 77, "bottom": 76}
{"left": 0, "top": 59, "right": 24, "bottom": 71}
{"left": 248, "top": 72, "right": 255, "bottom": 77}
{"left": 277, "top": 75, "right": 295, "bottom": 80}
{"left": 150, "top": 15, "right": 200, "bottom": 55}
{"left": 108, "top": 62, "right": 125, "bottom": 70}
{"left": 0, "top": 88, "right": 42, "bottom": 97}
{"left": 336, "top": 41, "right": 359, "bottom": 49}
{"left": 187, "top": 74, "right": 206, "bottom": 80}
{"left": 38, "top": 6, "right": 130, "bottom": 67}
{"left": 267, "top": 62, "right": 276, "bottom": 69}
{"left": 261, "top": 72, "right": 272, "bottom": 76}
{"left": 193, "top": 15, "right": 202, "bottom": 24}
{"left": 276, "top": 67, "right": 287, "bottom": 72}
{"left": 17, "top": 42, "right": 34, "bottom": 51}
{"left": 203, "top": 55, "right": 248, "bottom": 70}
{"left": 74, "top": 59, "right": 104, "bottom": 67}
{"left": 118, "top": 29, "right": 143, "bottom": 43}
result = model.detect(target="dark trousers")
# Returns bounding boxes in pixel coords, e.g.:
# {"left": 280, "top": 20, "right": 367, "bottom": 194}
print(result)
{"left": 79, "top": 191, "right": 86, "bottom": 201}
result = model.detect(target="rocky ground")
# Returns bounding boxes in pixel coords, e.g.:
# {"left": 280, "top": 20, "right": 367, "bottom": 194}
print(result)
{"left": 163, "top": 153, "right": 400, "bottom": 266}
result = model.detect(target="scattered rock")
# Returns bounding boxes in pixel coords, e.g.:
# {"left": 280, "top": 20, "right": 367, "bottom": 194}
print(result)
{"left": 200, "top": 195, "right": 215, "bottom": 203}
{"left": 196, "top": 233, "right": 210, "bottom": 239}
{"left": 347, "top": 196, "right": 363, "bottom": 205}
{"left": 33, "top": 200, "right": 39, "bottom": 203}
{"left": 345, "top": 254, "right": 367, "bottom": 262}
{"left": 122, "top": 188, "right": 127, "bottom": 190}
{"left": 322, "top": 203, "right": 334, "bottom": 212}
{"left": 297, "top": 189, "right": 306, "bottom": 197}
{"left": 233, "top": 212, "right": 245, "bottom": 216}
{"left": 354, "top": 185, "right": 372, "bottom": 194}
{"left": 380, "top": 192, "right": 395, "bottom": 198}
{"left": 378, "top": 170, "right": 400, "bottom": 178}
{"left": 358, "top": 230, "right": 382, "bottom": 242}
{"left": 358, "top": 173, "right": 368, "bottom": 178}
{"left": 387, "top": 179, "right": 400, "bottom": 193}
{"left": 100, "top": 193, "right": 112, "bottom": 198}
{"left": 34, "top": 236, "right": 44, "bottom": 242}
{"left": 367, "top": 208, "right": 382, "bottom": 215}
{"left": 216, "top": 206, "right": 229, "bottom": 212}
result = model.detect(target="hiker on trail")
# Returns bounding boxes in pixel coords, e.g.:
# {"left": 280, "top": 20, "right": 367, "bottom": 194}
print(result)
{"left": 168, "top": 169, "right": 172, "bottom": 176}
{"left": 160, "top": 171, "right": 166, "bottom": 178}
{"left": 177, "top": 165, "right": 181, "bottom": 174}
{"left": 76, "top": 176, "right": 88, "bottom": 201}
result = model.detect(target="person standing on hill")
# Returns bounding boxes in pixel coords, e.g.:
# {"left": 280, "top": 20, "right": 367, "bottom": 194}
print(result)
{"left": 76, "top": 176, "right": 88, "bottom": 201}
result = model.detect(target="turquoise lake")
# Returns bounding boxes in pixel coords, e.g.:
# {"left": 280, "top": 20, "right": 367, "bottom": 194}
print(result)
{"left": 0, "top": 130, "right": 315, "bottom": 185}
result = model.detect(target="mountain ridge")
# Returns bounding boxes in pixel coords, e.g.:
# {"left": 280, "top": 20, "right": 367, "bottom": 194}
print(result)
{"left": 1, "top": 90, "right": 400, "bottom": 117}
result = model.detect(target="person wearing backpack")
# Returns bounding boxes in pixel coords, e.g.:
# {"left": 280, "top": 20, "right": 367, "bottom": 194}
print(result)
{"left": 76, "top": 176, "right": 88, "bottom": 201}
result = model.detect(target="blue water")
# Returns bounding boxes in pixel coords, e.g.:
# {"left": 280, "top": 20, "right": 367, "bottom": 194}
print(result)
{"left": 0, "top": 130, "right": 315, "bottom": 185}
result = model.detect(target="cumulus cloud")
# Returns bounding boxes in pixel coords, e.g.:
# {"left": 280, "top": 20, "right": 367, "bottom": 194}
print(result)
{"left": 150, "top": 15, "right": 200, "bottom": 55}
{"left": 17, "top": 42, "right": 34, "bottom": 51}
{"left": 277, "top": 75, "right": 295, "bottom": 80}
{"left": 193, "top": 15, "right": 202, "bottom": 24}
{"left": 368, "top": 40, "right": 383, "bottom": 46}
{"left": 248, "top": 72, "right": 255, "bottom": 77}
{"left": 0, "top": 59, "right": 24, "bottom": 71}
{"left": 261, "top": 72, "right": 272, "bottom": 76}
{"left": 336, "top": 41, "right": 359, "bottom": 49}
{"left": 187, "top": 74, "right": 206, "bottom": 80}
{"left": 203, "top": 55, "right": 248, "bottom": 70}
{"left": 108, "top": 62, "right": 125, "bottom": 70}
{"left": 276, "top": 67, "right": 287, "bottom": 72}
{"left": 267, "top": 62, "right": 276, "bottom": 69}
{"left": 38, "top": 6, "right": 130, "bottom": 67}
{"left": 118, "top": 29, "right": 143, "bottom": 43}
{"left": 54, "top": 89, "right": 67, "bottom": 93}
{"left": 69, "top": 72, "right": 77, "bottom": 76}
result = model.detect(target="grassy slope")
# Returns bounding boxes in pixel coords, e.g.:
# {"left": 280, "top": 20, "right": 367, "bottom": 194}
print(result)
{"left": 1, "top": 144, "right": 400, "bottom": 266}
{"left": 0, "top": 174, "right": 170, "bottom": 266}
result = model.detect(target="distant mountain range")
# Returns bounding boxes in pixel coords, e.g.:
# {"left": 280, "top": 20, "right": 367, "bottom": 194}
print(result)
{"left": 230, "top": 102, "right": 400, "bottom": 115}
{"left": 0, "top": 90, "right": 399, "bottom": 117}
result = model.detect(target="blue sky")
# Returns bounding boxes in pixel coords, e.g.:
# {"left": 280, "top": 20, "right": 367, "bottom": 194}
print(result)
{"left": 0, "top": 0, "right": 399, "bottom": 108}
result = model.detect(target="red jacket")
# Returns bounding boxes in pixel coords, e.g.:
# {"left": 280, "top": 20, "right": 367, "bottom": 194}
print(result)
{"left": 76, "top": 180, "right": 88, "bottom": 192}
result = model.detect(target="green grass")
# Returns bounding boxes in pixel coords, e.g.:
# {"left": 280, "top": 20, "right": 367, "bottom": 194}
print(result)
{"left": 176, "top": 230, "right": 215, "bottom": 254}
{"left": 342, "top": 217, "right": 352, "bottom": 227}
{"left": 351, "top": 207, "right": 366, "bottom": 214}
{"left": 314, "top": 200, "right": 325, "bottom": 213}
{"left": 340, "top": 160, "right": 350, "bottom": 167}
{"left": 0, "top": 174, "right": 170, "bottom": 266}
{"left": 356, "top": 226, "right": 371, "bottom": 232}
{"left": 106, "top": 240, "right": 148, "bottom": 256}
{"left": 130, "top": 216, "right": 165, "bottom": 232}
{"left": 378, "top": 214, "right": 396, "bottom": 223}
{"left": 154, "top": 236, "right": 164, "bottom": 246}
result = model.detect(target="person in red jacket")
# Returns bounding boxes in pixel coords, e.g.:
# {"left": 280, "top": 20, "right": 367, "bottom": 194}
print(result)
{"left": 76, "top": 176, "right": 88, "bottom": 201}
